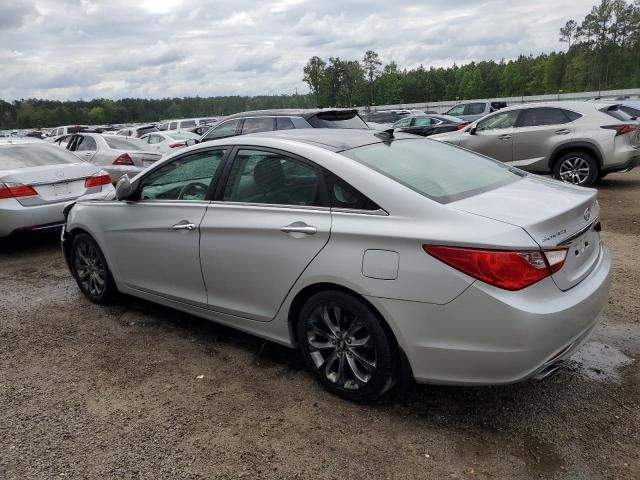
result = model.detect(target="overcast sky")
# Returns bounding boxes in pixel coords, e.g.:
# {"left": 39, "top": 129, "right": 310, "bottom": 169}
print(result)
{"left": 0, "top": 0, "right": 595, "bottom": 101}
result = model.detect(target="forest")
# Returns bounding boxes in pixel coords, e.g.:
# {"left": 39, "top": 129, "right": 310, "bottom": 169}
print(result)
{"left": 1, "top": 0, "right": 638, "bottom": 129}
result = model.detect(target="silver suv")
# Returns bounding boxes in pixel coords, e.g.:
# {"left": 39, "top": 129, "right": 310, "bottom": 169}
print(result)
{"left": 432, "top": 101, "right": 640, "bottom": 186}
{"left": 445, "top": 101, "right": 507, "bottom": 122}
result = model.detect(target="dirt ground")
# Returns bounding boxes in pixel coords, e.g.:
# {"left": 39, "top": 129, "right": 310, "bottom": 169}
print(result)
{"left": 1, "top": 171, "right": 638, "bottom": 480}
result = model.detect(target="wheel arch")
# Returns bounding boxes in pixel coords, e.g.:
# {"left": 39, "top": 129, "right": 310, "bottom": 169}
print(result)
{"left": 287, "top": 282, "right": 413, "bottom": 379}
{"left": 549, "top": 141, "right": 603, "bottom": 172}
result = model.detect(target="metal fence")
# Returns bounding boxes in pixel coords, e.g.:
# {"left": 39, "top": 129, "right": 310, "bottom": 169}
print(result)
{"left": 359, "top": 88, "right": 640, "bottom": 114}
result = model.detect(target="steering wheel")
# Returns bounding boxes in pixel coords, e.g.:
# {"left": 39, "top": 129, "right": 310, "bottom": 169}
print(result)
{"left": 177, "top": 182, "right": 209, "bottom": 200}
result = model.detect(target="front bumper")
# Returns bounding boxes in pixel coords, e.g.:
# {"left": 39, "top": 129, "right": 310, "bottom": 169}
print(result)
{"left": 367, "top": 245, "right": 612, "bottom": 385}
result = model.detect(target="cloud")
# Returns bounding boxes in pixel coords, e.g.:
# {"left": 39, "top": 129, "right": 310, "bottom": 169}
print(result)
{"left": 0, "top": 0, "right": 596, "bottom": 100}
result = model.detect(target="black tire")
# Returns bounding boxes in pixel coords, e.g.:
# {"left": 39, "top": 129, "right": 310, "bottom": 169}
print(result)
{"left": 552, "top": 151, "right": 599, "bottom": 187}
{"left": 70, "top": 233, "right": 117, "bottom": 304}
{"left": 297, "top": 290, "right": 398, "bottom": 402}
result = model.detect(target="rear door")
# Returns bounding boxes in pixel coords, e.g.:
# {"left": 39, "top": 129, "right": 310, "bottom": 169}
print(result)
{"left": 459, "top": 110, "right": 519, "bottom": 162}
{"left": 199, "top": 148, "right": 331, "bottom": 321}
{"left": 512, "top": 107, "right": 576, "bottom": 169}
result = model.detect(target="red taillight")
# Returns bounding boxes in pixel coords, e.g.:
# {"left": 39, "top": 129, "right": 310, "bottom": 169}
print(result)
{"left": 169, "top": 142, "right": 186, "bottom": 148}
{"left": 456, "top": 123, "right": 469, "bottom": 130}
{"left": 423, "top": 245, "right": 568, "bottom": 291}
{"left": 0, "top": 182, "right": 38, "bottom": 199}
{"left": 601, "top": 124, "right": 638, "bottom": 136}
{"left": 84, "top": 171, "right": 112, "bottom": 188}
{"left": 113, "top": 153, "right": 134, "bottom": 165}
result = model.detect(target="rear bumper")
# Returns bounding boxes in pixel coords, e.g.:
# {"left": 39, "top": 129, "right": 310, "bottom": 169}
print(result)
{"left": 367, "top": 245, "right": 612, "bottom": 385}
{"left": 602, "top": 154, "right": 639, "bottom": 174}
{"left": 0, "top": 197, "right": 67, "bottom": 237}
{"left": 103, "top": 166, "right": 143, "bottom": 183}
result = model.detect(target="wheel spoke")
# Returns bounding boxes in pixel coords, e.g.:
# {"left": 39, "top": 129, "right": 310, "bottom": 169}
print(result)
{"left": 323, "top": 350, "right": 340, "bottom": 383}
{"left": 346, "top": 353, "right": 372, "bottom": 384}
{"left": 348, "top": 347, "right": 377, "bottom": 372}
{"left": 348, "top": 334, "right": 370, "bottom": 347}
{"left": 321, "top": 306, "right": 340, "bottom": 336}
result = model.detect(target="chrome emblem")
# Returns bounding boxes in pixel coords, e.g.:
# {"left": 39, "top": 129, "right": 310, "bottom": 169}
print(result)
{"left": 583, "top": 207, "right": 591, "bottom": 222}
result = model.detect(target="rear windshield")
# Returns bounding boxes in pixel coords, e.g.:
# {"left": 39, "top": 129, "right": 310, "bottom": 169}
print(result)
{"left": 104, "top": 136, "right": 150, "bottom": 151}
{"left": 619, "top": 105, "right": 640, "bottom": 119}
{"left": 0, "top": 144, "right": 79, "bottom": 169}
{"left": 137, "top": 126, "right": 158, "bottom": 135}
{"left": 600, "top": 105, "right": 639, "bottom": 121}
{"left": 307, "top": 111, "right": 368, "bottom": 129}
{"left": 341, "top": 139, "right": 522, "bottom": 204}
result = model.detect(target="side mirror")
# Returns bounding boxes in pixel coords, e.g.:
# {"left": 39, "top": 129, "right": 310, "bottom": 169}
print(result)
{"left": 115, "top": 175, "right": 134, "bottom": 201}
{"left": 468, "top": 126, "right": 477, "bottom": 135}
{"left": 185, "top": 139, "right": 198, "bottom": 147}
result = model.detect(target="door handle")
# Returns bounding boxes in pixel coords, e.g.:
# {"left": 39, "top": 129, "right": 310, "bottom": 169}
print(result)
{"left": 498, "top": 134, "right": 512, "bottom": 140}
{"left": 172, "top": 222, "right": 197, "bottom": 231}
{"left": 280, "top": 222, "right": 317, "bottom": 235}
{"left": 555, "top": 129, "right": 571, "bottom": 135}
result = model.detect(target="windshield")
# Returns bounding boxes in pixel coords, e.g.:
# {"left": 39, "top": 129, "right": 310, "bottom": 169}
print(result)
{"left": 307, "top": 111, "right": 368, "bottom": 129}
{"left": 0, "top": 144, "right": 79, "bottom": 169}
{"left": 104, "top": 136, "right": 151, "bottom": 151}
{"left": 341, "top": 139, "right": 522, "bottom": 204}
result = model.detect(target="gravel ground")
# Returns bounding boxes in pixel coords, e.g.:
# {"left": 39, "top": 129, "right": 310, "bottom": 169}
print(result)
{"left": 1, "top": 171, "right": 638, "bottom": 480}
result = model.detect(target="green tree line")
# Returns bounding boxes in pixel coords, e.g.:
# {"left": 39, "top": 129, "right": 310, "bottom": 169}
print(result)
{"left": 304, "top": 0, "right": 640, "bottom": 107}
{"left": 2, "top": 0, "right": 639, "bottom": 130}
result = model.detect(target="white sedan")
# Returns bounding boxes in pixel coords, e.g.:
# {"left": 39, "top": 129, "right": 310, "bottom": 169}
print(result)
{"left": 140, "top": 131, "right": 200, "bottom": 154}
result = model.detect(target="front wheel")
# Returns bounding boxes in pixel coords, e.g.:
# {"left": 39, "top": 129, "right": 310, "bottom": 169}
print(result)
{"left": 553, "top": 151, "right": 599, "bottom": 187}
{"left": 70, "top": 233, "right": 117, "bottom": 304}
{"left": 297, "top": 290, "right": 397, "bottom": 402}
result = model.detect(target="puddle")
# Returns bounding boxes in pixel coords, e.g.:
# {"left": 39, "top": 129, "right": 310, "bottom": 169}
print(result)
{"left": 570, "top": 319, "right": 638, "bottom": 383}
{"left": 572, "top": 341, "right": 634, "bottom": 383}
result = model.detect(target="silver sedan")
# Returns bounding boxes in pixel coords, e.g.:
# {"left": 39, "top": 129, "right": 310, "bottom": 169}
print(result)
{"left": 0, "top": 138, "right": 114, "bottom": 238}
{"left": 62, "top": 129, "right": 611, "bottom": 401}
{"left": 58, "top": 133, "right": 163, "bottom": 183}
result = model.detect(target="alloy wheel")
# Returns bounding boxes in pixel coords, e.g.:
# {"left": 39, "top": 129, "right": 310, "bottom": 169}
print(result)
{"left": 558, "top": 156, "right": 591, "bottom": 185}
{"left": 305, "top": 303, "right": 377, "bottom": 391}
{"left": 73, "top": 239, "right": 107, "bottom": 297}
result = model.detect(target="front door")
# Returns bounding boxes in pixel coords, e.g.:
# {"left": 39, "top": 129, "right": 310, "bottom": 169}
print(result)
{"left": 199, "top": 148, "right": 331, "bottom": 321}
{"left": 105, "top": 148, "right": 226, "bottom": 306}
{"left": 460, "top": 110, "right": 520, "bottom": 162}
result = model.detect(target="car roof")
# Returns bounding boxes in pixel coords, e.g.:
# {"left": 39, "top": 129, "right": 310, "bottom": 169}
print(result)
{"left": 224, "top": 108, "right": 358, "bottom": 120}
{"left": 247, "top": 128, "right": 417, "bottom": 152}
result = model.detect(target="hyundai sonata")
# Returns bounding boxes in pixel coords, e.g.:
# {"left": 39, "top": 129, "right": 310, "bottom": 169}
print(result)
{"left": 62, "top": 129, "right": 611, "bottom": 401}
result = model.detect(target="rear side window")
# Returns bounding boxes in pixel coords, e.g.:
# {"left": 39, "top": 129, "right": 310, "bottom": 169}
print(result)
{"left": 76, "top": 136, "right": 97, "bottom": 152}
{"left": 325, "top": 172, "right": 379, "bottom": 211}
{"left": 0, "top": 144, "right": 79, "bottom": 168}
{"left": 620, "top": 106, "right": 640, "bottom": 118}
{"left": 464, "top": 103, "right": 486, "bottom": 115}
{"left": 180, "top": 120, "right": 196, "bottom": 128}
{"left": 241, "top": 117, "right": 276, "bottom": 135}
{"left": 342, "top": 139, "right": 521, "bottom": 204}
{"left": 519, "top": 108, "right": 574, "bottom": 127}
{"left": 307, "top": 111, "right": 367, "bottom": 129}
{"left": 276, "top": 117, "right": 295, "bottom": 130}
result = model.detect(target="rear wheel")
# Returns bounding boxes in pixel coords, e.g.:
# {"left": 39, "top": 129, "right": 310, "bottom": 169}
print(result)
{"left": 297, "top": 290, "right": 397, "bottom": 402}
{"left": 70, "top": 233, "right": 117, "bottom": 304}
{"left": 553, "top": 151, "right": 599, "bottom": 187}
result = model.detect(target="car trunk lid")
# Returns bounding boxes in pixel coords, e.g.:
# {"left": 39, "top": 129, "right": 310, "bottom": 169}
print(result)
{"left": 450, "top": 175, "right": 601, "bottom": 291}
{"left": 0, "top": 162, "right": 103, "bottom": 206}
{"left": 125, "top": 150, "right": 163, "bottom": 168}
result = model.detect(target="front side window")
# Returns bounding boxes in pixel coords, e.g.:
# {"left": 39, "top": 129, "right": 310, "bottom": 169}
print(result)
{"left": 203, "top": 119, "right": 240, "bottom": 141}
{"left": 519, "top": 108, "right": 571, "bottom": 127}
{"left": 447, "top": 105, "right": 465, "bottom": 116}
{"left": 342, "top": 139, "right": 521, "bottom": 204}
{"left": 139, "top": 150, "right": 225, "bottom": 201}
{"left": 223, "top": 149, "right": 322, "bottom": 207}
{"left": 476, "top": 111, "right": 519, "bottom": 131}
{"left": 394, "top": 118, "right": 411, "bottom": 128}
{"left": 240, "top": 117, "right": 276, "bottom": 135}
{"left": 413, "top": 117, "right": 435, "bottom": 127}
